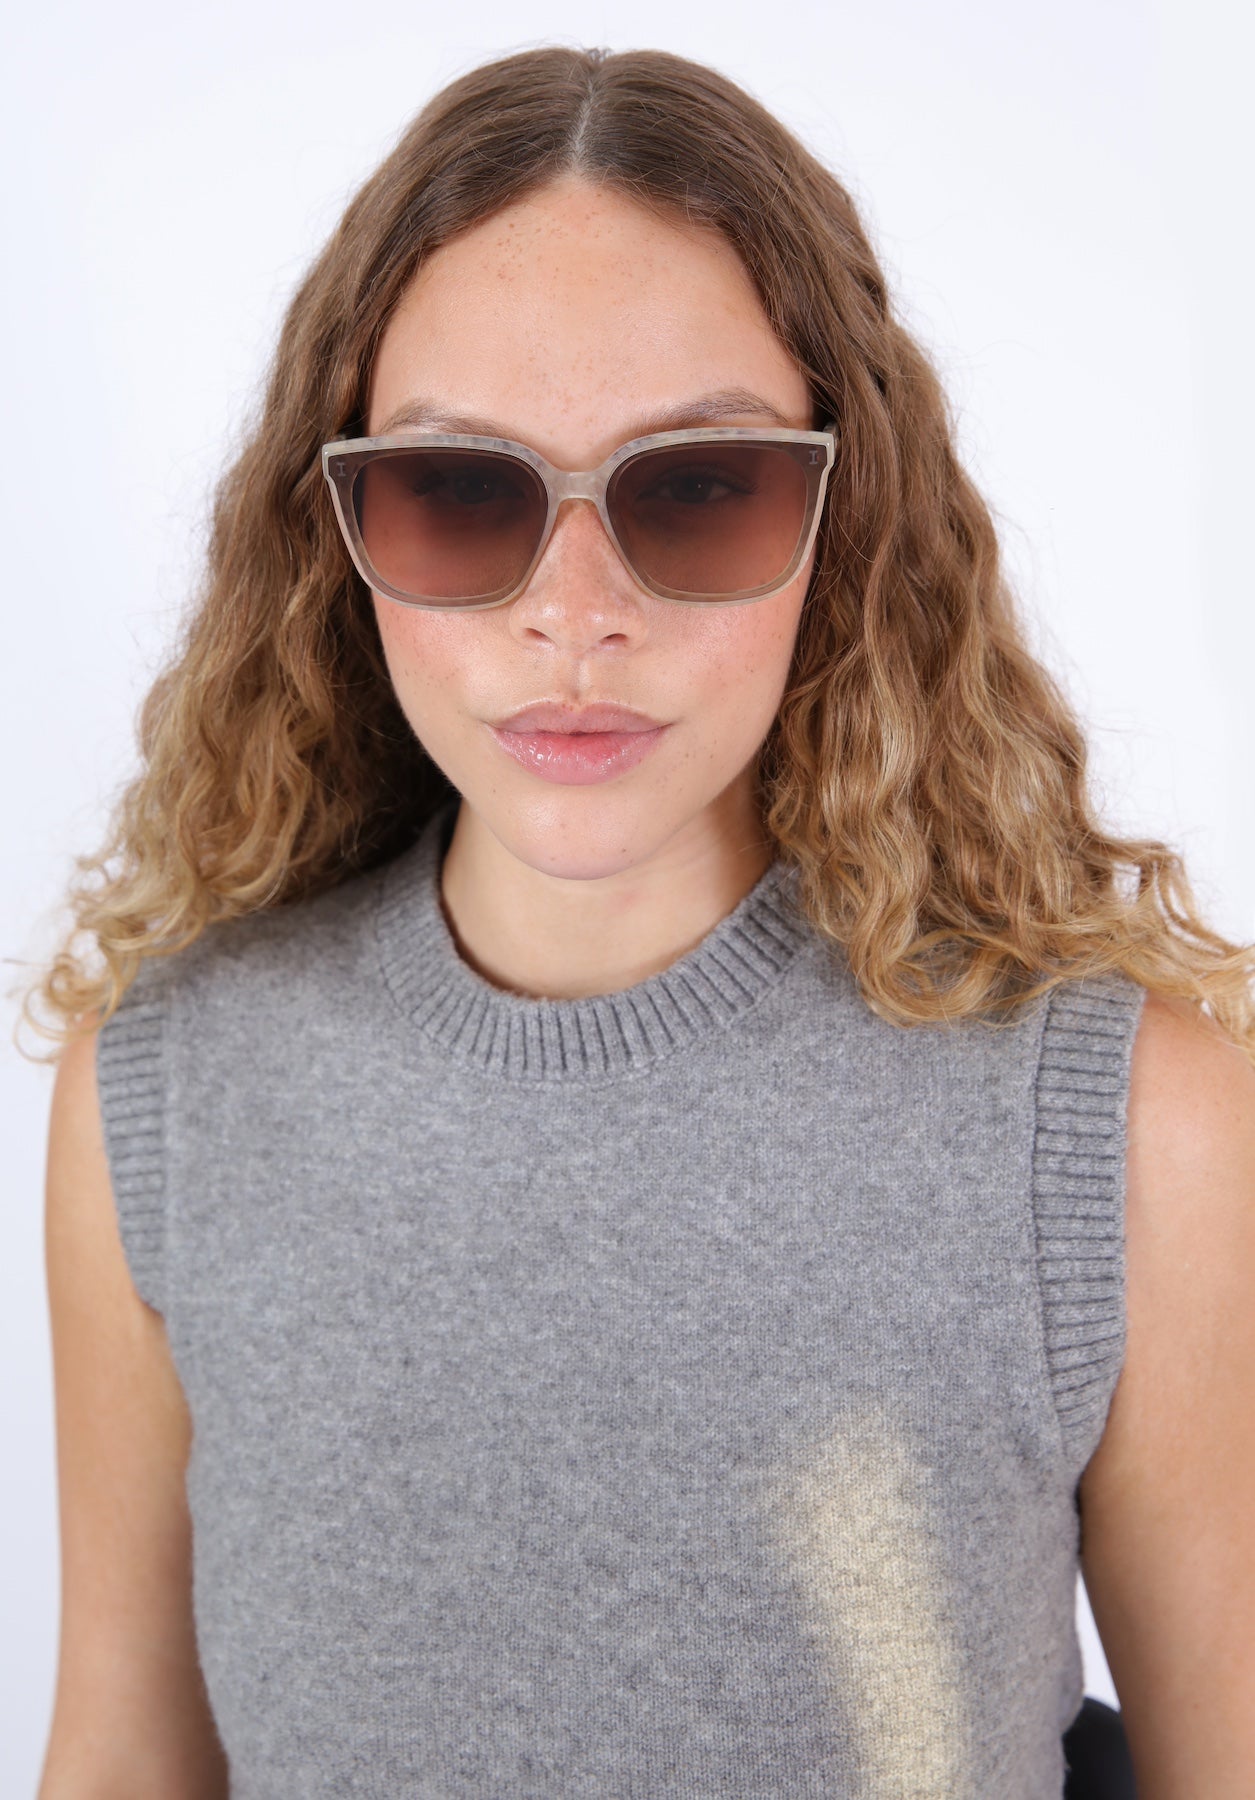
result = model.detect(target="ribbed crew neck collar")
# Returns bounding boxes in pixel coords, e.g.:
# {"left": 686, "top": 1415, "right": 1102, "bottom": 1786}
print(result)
{"left": 375, "top": 800, "right": 810, "bottom": 1083}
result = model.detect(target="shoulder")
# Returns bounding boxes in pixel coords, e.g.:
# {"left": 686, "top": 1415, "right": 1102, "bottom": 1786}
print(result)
{"left": 1120, "top": 991, "right": 1255, "bottom": 1415}
{"left": 113, "top": 860, "right": 393, "bottom": 1022}
{"left": 1121, "top": 992, "right": 1255, "bottom": 1402}
{"left": 94, "top": 859, "right": 403, "bottom": 1138}
{"left": 1118, "top": 991, "right": 1255, "bottom": 1429}
{"left": 1077, "top": 994, "right": 1255, "bottom": 1770}
{"left": 1126, "top": 992, "right": 1255, "bottom": 1236}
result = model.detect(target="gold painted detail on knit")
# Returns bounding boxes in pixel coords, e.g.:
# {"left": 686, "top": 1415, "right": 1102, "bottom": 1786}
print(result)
{"left": 764, "top": 1411, "right": 976, "bottom": 1800}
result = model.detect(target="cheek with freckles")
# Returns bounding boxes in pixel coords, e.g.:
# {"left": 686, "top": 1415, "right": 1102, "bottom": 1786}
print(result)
{"left": 680, "top": 584, "right": 809, "bottom": 765}
{"left": 372, "top": 602, "right": 502, "bottom": 767}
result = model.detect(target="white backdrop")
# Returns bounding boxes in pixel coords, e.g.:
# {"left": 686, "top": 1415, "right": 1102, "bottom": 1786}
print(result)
{"left": 3, "top": 0, "right": 1252, "bottom": 1788}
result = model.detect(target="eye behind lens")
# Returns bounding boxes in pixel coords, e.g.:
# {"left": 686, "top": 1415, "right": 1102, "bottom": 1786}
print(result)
{"left": 608, "top": 441, "right": 810, "bottom": 598}
{"left": 353, "top": 447, "right": 548, "bottom": 604}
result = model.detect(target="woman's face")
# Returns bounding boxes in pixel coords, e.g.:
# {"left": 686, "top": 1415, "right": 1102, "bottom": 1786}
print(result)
{"left": 365, "top": 175, "right": 817, "bottom": 883}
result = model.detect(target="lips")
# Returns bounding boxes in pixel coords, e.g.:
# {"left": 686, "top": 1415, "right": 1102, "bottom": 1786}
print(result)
{"left": 489, "top": 720, "right": 668, "bottom": 785}
{"left": 492, "top": 701, "right": 664, "bottom": 734}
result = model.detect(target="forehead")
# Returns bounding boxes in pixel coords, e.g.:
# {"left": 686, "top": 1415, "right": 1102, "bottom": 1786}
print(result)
{"left": 366, "top": 177, "right": 811, "bottom": 463}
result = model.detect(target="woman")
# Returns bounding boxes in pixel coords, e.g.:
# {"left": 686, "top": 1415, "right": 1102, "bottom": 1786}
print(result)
{"left": 34, "top": 45, "right": 1254, "bottom": 1799}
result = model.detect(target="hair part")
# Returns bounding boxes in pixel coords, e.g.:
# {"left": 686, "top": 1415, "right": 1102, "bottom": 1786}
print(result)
{"left": 21, "top": 44, "right": 1255, "bottom": 1058}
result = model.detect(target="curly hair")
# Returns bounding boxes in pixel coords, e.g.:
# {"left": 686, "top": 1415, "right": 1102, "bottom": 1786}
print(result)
{"left": 23, "top": 44, "right": 1255, "bottom": 1058}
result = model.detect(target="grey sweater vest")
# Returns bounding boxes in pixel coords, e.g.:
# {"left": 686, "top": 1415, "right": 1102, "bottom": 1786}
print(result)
{"left": 97, "top": 797, "right": 1145, "bottom": 1798}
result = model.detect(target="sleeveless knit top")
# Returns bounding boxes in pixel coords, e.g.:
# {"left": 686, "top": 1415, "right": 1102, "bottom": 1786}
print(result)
{"left": 97, "top": 797, "right": 1145, "bottom": 1798}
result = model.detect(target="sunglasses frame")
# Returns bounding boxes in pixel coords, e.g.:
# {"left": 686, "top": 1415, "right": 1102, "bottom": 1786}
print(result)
{"left": 321, "top": 424, "right": 838, "bottom": 609}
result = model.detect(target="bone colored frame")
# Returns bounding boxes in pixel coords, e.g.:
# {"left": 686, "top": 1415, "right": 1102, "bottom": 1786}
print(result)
{"left": 321, "top": 425, "right": 838, "bottom": 609}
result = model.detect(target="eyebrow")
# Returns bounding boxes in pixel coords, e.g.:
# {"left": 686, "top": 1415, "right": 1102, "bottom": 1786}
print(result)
{"left": 373, "top": 387, "right": 803, "bottom": 439}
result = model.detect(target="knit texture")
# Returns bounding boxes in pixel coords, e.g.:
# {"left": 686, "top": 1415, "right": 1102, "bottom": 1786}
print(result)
{"left": 96, "top": 797, "right": 1145, "bottom": 1798}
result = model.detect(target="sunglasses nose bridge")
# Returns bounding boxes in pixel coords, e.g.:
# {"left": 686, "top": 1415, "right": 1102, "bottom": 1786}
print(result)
{"left": 525, "top": 467, "right": 640, "bottom": 601}
{"left": 541, "top": 468, "right": 619, "bottom": 563}
{"left": 547, "top": 468, "right": 606, "bottom": 508}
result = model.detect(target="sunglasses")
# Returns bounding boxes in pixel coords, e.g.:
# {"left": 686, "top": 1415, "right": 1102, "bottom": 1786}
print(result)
{"left": 321, "top": 425, "right": 837, "bottom": 609}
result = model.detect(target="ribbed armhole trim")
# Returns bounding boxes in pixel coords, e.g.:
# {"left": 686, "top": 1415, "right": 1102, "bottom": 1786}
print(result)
{"left": 96, "top": 989, "right": 167, "bottom": 1316}
{"left": 1032, "top": 974, "right": 1146, "bottom": 1457}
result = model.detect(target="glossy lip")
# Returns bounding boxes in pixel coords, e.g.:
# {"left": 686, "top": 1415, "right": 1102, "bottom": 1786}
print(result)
{"left": 491, "top": 701, "right": 664, "bottom": 733}
{"left": 489, "top": 722, "right": 669, "bottom": 786}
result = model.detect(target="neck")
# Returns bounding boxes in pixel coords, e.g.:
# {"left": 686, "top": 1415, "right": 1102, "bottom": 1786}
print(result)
{"left": 437, "top": 786, "right": 775, "bottom": 1001}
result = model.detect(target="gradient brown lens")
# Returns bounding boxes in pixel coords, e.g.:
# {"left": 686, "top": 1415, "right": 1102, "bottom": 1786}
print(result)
{"left": 354, "top": 448, "right": 548, "bottom": 602}
{"left": 607, "top": 443, "right": 811, "bottom": 597}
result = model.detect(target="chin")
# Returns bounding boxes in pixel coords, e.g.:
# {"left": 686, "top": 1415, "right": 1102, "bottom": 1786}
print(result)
{"left": 481, "top": 789, "right": 689, "bottom": 886}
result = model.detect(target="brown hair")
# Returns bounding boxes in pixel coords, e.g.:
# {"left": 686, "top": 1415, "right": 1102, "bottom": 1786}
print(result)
{"left": 23, "top": 45, "right": 1255, "bottom": 1056}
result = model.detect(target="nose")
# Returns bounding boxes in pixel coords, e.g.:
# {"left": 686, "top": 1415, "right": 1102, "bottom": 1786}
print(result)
{"left": 506, "top": 497, "right": 647, "bottom": 648}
